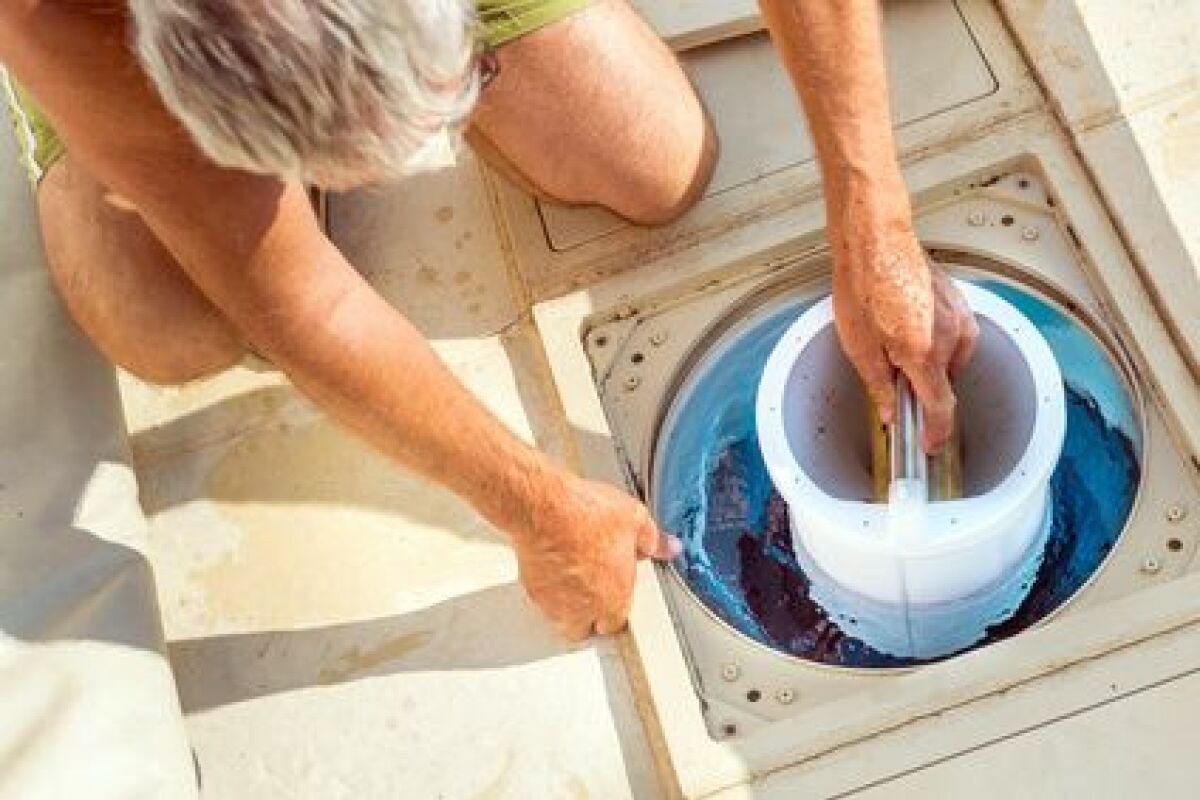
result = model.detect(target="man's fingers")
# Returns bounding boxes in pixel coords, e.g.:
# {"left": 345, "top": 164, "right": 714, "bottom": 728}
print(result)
{"left": 594, "top": 564, "right": 636, "bottom": 637}
{"left": 906, "top": 364, "right": 956, "bottom": 453}
{"left": 556, "top": 617, "right": 595, "bottom": 643}
{"left": 865, "top": 374, "right": 897, "bottom": 426}
{"left": 949, "top": 311, "right": 980, "bottom": 375}
{"left": 636, "top": 517, "right": 682, "bottom": 561}
{"left": 850, "top": 346, "right": 897, "bottom": 425}
{"left": 533, "top": 587, "right": 592, "bottom": 642}
{"left": 593, "top": 611, "right": 629, "bottom": 637}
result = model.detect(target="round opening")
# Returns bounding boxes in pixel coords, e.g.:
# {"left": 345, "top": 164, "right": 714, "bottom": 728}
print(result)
{"left": 631, "top": 352, "right": 645, "bottom": 364}
{"left": 746, "top": 689, "right": 762, "bottom": 702}
{"left": 774, "top": 314, "right": 1039, "bottom": 502}
{"left": 651, "top": 274, "right": 1143, "bottom": 668}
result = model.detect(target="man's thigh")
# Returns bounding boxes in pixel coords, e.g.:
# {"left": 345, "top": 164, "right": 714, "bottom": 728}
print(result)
{"left": 470, "top": 0, "right": 716, "bottom": 225}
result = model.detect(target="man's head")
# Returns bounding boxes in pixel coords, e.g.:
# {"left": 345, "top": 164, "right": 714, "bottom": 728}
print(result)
{"left": 130, "top": 0, "right": 480, "bottom": 188}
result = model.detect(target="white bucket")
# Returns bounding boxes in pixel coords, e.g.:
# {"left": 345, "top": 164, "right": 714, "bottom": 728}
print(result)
{"left": 755, "top": 281, "right": 1066, "bottom": 658}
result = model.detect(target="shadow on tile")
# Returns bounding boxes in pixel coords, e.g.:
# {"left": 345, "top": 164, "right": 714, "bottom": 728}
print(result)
{"left": 134, "top": 387, "right": 499, "bottom": 543}
{"left": 170, "top": 582, "right": 564, "bottom": 714}
{"left": 170, "top": 578, "right": 666, "bottom": 795}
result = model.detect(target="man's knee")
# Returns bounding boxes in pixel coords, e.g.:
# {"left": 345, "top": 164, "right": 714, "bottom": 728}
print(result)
{"left": 36, "top": 158, "right": 247, "bottom": 386}
{"left": 621, "top": 109, "right": 718, "bottom": 227}
{"left": 114, "top": 319, "right": 246, "bottom": 386}
{"left": 471, "top": 0, "right": 719, "bottom": 229}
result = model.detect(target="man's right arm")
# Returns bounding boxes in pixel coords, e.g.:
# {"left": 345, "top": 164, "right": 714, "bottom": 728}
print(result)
{"left": 0, "top": 2, "right": 679, "bottom": 639}
{"left": 759, "top": 0, "right": 978, "bottom": 449}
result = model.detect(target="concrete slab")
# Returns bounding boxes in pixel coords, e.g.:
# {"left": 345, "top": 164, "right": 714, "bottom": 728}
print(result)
{"left": 631, "top": 0, "right": 760, "bottom": 52}
{"left": 842, "top": 669, "right": 1200, "bottom": 799}
{"left": 999, "top": 0, "right": 1200, "bottom": 371}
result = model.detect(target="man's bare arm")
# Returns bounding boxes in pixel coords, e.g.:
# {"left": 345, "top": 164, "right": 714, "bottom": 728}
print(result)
{"left": 760, "top": 0, "right": 977, "bottom": 449}
{"left": 0, "top": 2, "right": 679, "bottom": 638}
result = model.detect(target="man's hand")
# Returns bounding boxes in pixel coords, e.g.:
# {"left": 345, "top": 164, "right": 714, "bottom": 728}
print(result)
{"left": 513, "top": 473, "right": 681, "bottom": 641}
{"left": 830, "top": 191, "right": 978, "bottom": 451}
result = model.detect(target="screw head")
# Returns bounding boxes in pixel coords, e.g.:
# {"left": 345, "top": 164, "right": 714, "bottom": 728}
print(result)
{"left": 1141, "top": 557, "right": 1161, "bottom": 575}
{"left": 1021, "top": 226, "right": 1040, "bottom": 241}
{"left": 720, "top": 663, "right": 741, "bottom": 682}
{"left": 1166, "top": 504, "right": 1188, "bottom": 523}
{"left": 623, "top": 375, "right": 641, "bottom": 392}
{"left": 649, "top": 330, "right": 669, "bottom": 347}
{"left": 967, "top": 211, "right": 986, "bottom": 227}
{"left": 776, "top": 688, "right": 796, "bottom": 705}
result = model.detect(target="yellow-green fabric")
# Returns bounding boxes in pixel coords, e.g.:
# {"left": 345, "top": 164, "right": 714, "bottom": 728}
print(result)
{"left": 3, "top": 74, "right": 63, "bottom": 183}
{"left": 2, "top": 0, "right": 592, "bottom": 183}
{"left": 477, "top": 0, "right": 594, "bottom": 47}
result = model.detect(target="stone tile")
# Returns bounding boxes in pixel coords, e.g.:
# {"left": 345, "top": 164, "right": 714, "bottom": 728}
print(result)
{"left": 834, "top": 669, "right": 1200, "bottom": 799}
{"left": 1072, "top": 0, "right": 1198, "bottom": 116}
{"left": 329, "top": 149, "right": 521, "bottom": 339}
{"left": 120, "top": 366, "right": 298, "bottom": 464}
{"left": 140, "top": 333, "right": 541, "bottom": 640}
{"left": 172, "top": 591, "right": 660, "bottom": 799}
{"left": 631, "top": 0, "right": 760, "bottom": 51}
{"left": 1000, "top": 0, "right": 1199, "bottom": 128}
{"left": 1078, "top": 89, "right": 1200, "bottom": 368}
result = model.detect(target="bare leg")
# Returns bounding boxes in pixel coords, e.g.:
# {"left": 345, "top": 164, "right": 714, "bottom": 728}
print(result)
{"left": 470, "top": 0, "right": 717, "bottom": 225}
{"left": 36, "top": 155, "right": 245, "bottom": 384}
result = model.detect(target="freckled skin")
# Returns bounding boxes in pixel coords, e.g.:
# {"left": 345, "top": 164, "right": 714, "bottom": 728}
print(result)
{"left": 760, "top": 0, "right": 979, "bottom": 451}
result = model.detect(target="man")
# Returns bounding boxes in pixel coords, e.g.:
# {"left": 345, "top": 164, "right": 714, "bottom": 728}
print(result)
{"left": 0, "top": 1, "right": 976, "bottom": 641}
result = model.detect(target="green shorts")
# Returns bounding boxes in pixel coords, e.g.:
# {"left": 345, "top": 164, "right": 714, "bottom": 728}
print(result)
{"left": 3, "top": 0, "right": 593, "bottom": 182}
{"left": 2, "top": 72, "right": 62, "bottom": 184}
{"left": 478, "top": 0, "right": 593, "bottom": 48}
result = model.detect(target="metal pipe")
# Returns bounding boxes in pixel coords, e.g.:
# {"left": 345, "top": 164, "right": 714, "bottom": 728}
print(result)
{"left": 870, "top": 373, "right": 964, "bottom": 503}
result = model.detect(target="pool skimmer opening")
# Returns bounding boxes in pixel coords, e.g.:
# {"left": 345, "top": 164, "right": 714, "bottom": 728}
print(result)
{"left": 651, "top": 275, "right": 1142, "bottom": 669}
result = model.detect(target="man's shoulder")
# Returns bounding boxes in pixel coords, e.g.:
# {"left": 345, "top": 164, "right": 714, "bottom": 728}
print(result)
{"left": 1, "top": 0, "right": 123, "bottom": 54}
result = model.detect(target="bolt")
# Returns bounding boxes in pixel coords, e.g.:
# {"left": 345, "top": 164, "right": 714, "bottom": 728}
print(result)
{"left": 720, "top": 663, "right": 741, "bottom": 682}
{"left": 649, "top": 330, "right": 669, "bottom": 347}
{"left": 623, "top": 375, "right": 641, "bottom": 392}
{"left": 721, "top": 722, "right": 738, "bottom": 738}
{"left": 776, "top": 688, "right": 796, "bottom": 705}
{"left": 1141, "top": 557, "right": 1161, "bottom": 575}
{"left": 1021, "top": 226, "right": 1040, "bottom": 241}
{"left": 967, "top": 211, "right": 986, "bottom": 227}
{"left": 1166, "top": 504, "right": 1188, "bottom": 523}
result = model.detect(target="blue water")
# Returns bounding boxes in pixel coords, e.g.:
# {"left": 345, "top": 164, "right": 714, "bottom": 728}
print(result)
{"left": 652, "top": 280, "right": 1142, "bottom": 668}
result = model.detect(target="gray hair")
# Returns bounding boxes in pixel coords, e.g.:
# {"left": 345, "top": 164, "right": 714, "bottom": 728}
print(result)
{"left": 129, "top": 0, "right": 480, "bottom": 186}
